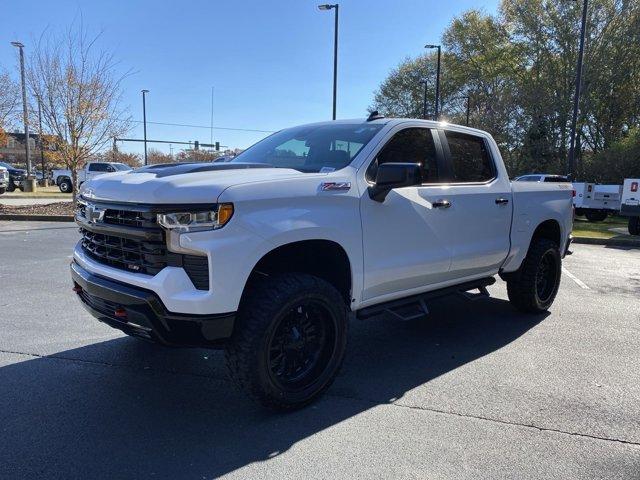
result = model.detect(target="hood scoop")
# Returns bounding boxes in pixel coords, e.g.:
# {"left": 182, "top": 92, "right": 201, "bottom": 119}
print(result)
{"left": 134, "top": 162, "right": 272, "bottom": 178}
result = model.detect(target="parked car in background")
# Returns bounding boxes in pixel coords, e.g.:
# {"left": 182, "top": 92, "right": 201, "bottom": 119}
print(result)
{"left": 0, "top": 162, "right": 26, "bottom": 192}
{"left": 620, "top": 178, "right": 640, "bottom": 235}
{"left": 0, "top": 166, "right": 9, "bottom": 194}
{"left": 52, "top": 162, "right": 133, "bottom": 192}
{"left": 71, "top": 117, "right": 573, "bottom": 410}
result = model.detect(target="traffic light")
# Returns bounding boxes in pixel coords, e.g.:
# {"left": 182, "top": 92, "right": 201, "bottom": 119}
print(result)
{"left": 194, "top": 141, "right": 199, "bottom": 151}
{"left": 215, "top": 142, "right": 220, "bottom": 151}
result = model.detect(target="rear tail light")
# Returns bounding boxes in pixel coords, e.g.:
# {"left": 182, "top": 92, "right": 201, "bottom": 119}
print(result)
{"left": 114, "top": 308, "right": 127, "bottom": 318}
{"left": 572, "top": 189, "right": 576, "bottom": 197}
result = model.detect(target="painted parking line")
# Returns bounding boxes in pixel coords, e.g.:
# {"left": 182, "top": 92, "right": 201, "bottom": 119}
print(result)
{"left": 562, "top": 267, "right": 590, "bottom": 290}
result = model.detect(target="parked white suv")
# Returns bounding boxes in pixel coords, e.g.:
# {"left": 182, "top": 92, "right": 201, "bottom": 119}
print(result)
{"left": 70, "top": 117, "right": 573, "bottom": 409}
{"left": 53, "top": 162, "right": 132, "bottom": 192}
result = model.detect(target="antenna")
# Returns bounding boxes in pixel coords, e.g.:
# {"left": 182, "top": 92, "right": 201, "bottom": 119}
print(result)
{"left": 367, "top": 111, "right": 384, "bottom": 122}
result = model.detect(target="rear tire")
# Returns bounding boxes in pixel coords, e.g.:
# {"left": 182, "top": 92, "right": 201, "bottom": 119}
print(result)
{"left": 59, "top": 178, "right": 72, "bottom": 193}
{"left": 0, "top": 187, "right": 5, "bottom": 195}
{"left": 585, "top": 210, "right": 608, "bottom": 222}
{"left": 225, "top": 273, "right": 348, "bottom": 411}
{"left": 506, "top": 238, "right": 561, "bottom": 314}
{"left": 629, "top": 216, "right": 640, "bottom": 236}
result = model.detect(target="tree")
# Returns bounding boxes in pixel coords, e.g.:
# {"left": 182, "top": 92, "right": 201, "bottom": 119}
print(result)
{"left": 175, "top": 149, "right": 220, "bottom": 163}
{"left": 0, "top": 69, "right": 19, "bottom": 149}
{"left": 369, "top": 0, "right": 640, "bottom": 182}
{"left": 146, "top": 148, "right": 174, "bottom": 165}
{"left": 27, "top": 26, "right": 131, "bottom": 200}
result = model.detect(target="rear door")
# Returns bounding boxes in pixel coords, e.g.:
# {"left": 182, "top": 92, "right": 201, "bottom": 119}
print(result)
{"left": 433, "top": 129, "right": 513, "bottom": 278}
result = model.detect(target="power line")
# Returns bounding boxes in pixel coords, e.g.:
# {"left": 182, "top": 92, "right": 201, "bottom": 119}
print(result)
{"left": 127, "top": 119, "right": 275, "bottom": 134}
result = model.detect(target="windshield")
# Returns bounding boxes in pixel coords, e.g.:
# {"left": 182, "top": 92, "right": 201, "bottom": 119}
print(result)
{"left": 231, "top": 123, "right": 384, "bottom": 173}
{"left": 113, "top": 163, "right": 132, "bottom": 171}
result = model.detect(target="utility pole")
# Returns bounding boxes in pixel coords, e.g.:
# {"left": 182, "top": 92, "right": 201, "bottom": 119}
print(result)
{"left": 142, "top": 90, "right": 149, "bottom": 166}
{"left": 318, "top": 4, "right": 339, "bottom": 120}
{"left": 419, "top": 79, "right": 429, "bottom": 119}
{"left": 567, "top": 0, "right": 588, "bottom": 178}
{"left": 11, "top": 41, "right": 36, "bottom": 191}
{"left": 210, "top": 86, "right": 214, "bottom": 145}
{"left": 425, "top": 44, "right": 442, "bottom": 121}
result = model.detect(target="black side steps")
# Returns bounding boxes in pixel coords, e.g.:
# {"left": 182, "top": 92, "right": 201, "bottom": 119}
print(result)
{"left": 356, "top": 277, "right": 495, "bottom": 322}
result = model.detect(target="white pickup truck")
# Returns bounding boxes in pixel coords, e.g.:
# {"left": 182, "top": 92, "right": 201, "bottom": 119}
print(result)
{"left": 70, "top": 117, "right": 573, "bottom": 409}
{"left": 52, "top": 162, "right": 132, "bottom": 192}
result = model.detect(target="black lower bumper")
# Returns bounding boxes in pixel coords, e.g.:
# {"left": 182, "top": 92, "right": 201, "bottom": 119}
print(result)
{"left": 71, "top": 261, "right": 235, "bottom": 348}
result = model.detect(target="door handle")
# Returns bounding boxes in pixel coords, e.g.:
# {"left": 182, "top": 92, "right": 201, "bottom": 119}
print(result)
{"left": 495, "top": 198, "right": 509, "bottom": 205}
{"left": 432, "top": 199, "right": 451, "bottom": 209}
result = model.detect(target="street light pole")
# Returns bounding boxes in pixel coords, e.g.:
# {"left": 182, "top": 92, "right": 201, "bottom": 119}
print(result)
{"left": 318, "top": 4, "right": 339, "bottom": 120}
{"left": 567, "top": 0, "right": 588, "bottom": 178}
{"left": 37, "top": 97, "right": 45, "bottom": 185}
{"left": 419, "top": 79, "right": 429, "bottom": 119}
{"left": 11, "top": 41, "right": 34, "bottom": 189}
{"left": 425, "top": 44, "right": 441, "bottom": 121}
{"left": 141, "top": 89, "right": 149, "bottom": 166}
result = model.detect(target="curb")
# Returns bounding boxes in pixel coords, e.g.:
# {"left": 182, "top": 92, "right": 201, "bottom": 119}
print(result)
{"left": 0, "top": 214, "right": 74, "bottom": 222}
{"left": 1, "top": 195, "right": 71, "bottom": 199}
{"left": 573, "top": 236, "right": 640, "bottom": 248}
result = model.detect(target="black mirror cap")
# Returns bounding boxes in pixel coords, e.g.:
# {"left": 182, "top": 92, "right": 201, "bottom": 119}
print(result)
{"left": 368, "top": 163, "right": 422, "bottom": 202}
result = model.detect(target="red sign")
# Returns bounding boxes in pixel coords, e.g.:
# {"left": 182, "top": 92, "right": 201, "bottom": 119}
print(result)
{"left": 632, "top": 182, "right": 639, "bottom": 192}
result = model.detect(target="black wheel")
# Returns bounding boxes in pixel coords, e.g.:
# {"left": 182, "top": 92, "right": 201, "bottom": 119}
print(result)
{"left": 0, "top": 187, "right": 5, "bottom": 195}
{"left": 506, "top": 238, "right": 562, "bottom": 314}
{"left": 629, "top": 216, "right": 640, "bottom": 236}
{"left": 59, "top": 178, "right": 72, "bottom": 193}
{"left": 585, "top": 210, "right": 608, "bottom": 222}
{"left": 6, "top": 181, "right": 15, "bottom": 192}
{"left": 574, "top": 208, "right": 584, "bottom": 217}
{"left": 225, "top": 273, "right": 348, "bottom": 410}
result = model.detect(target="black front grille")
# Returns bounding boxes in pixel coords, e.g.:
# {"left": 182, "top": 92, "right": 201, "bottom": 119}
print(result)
{"left": 80, "top": 227, "right": 168, "bottom": 275}
{"left": 78, "top": 203, "right": 210, "bottom": 290}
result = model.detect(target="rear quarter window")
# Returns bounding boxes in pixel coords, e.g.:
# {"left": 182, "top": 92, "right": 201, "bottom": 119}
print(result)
{"left": 445, "top": 131, "right": 494, "bottom": 183}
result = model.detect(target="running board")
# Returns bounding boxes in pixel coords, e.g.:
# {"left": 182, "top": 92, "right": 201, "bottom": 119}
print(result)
{"left": 356, "top": 277, "right": 495, "bottom": 321}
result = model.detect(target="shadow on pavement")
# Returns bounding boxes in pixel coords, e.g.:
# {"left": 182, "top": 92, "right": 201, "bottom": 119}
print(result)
{"left": 0, "top": 295, "right": 545, "bottom": 479}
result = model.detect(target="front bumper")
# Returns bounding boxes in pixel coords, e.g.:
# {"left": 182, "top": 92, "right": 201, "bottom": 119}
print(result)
{"left": 71, "top": 261, "right": 235, "bottom": 348}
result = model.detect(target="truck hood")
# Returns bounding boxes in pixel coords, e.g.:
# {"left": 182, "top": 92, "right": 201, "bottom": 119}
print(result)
{"left": 80, "top": 162, "right": 305, "bottom": 204}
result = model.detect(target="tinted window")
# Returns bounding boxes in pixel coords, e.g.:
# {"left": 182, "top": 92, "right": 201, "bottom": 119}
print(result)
{"left": 368, "top": 128, "right": 438, "bottom": 182}
{"left": 543, "top": 176, "right": 569, "bottom": 183}
{"left": 88, "top": 163, "right": 110, "bottom": 172}
{"left": 231, "top": 123, "right": 383, "bottom": 173}
{"left": 445, "top": 131, "right": 494, "bottom": 183}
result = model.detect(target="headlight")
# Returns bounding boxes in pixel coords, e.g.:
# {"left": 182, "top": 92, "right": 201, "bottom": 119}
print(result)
{"left": 157, "top": 203, "right": 234, "bottom": 232}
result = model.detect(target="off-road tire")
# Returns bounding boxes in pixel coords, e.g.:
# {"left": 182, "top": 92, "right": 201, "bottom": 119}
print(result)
{"left": 225, "top": 273, "right": 348, "bottom": 411}
{"left": 585, "top": 210, "right": 608, "bottom": 222}
{"left": 59, "top": 178, "right": 72, "bottom": 193}
{"left": 506, "top": 238, "right": 562, "bottom": 314}
{"left": 6, "top": 181, "right": 15, "bottom": 192}
{"left": 629, "top": 216, "right": 640, "bottom": 236}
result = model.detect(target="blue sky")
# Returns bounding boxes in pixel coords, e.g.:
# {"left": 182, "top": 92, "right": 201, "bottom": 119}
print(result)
{"left": 1, "top": 0, "right": 499, "bottom": 154}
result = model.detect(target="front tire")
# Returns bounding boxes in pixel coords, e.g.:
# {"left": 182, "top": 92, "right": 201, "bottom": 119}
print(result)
{"left": 506, "top": 238, "right": 562, "bottom": 313}
{"left": 0, "top": 187, "right": 5, "bottom": 195}
{"left": 225, "top": 273, "right": 348, "bottom": 411}
{"left": 629, "top": 216, "right": 640, "bottom": 236}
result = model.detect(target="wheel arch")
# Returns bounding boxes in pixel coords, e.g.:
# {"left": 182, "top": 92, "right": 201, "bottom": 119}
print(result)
{"left": 243, "top": 239, "right": 353, "bottom": 305}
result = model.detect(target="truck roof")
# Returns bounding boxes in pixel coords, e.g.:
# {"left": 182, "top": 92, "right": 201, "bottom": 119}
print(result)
{"left": 289, "top": 117, "right": 490, "bottom": 137}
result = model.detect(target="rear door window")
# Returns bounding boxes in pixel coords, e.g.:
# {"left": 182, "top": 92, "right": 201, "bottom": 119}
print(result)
{"left": 444, "top": 131, "right": 494, "bottom": 183}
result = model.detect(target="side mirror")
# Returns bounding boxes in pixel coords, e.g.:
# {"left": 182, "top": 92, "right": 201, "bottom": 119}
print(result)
{"left": 368, "top": 162, "right": 422, "bottom": 202}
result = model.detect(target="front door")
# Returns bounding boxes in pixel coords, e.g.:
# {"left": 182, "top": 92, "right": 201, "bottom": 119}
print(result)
{"left": 360, "top": 126, "right": 454, "bottom": 303}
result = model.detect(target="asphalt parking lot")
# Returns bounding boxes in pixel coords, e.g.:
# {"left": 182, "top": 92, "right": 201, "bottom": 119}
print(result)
{"left": 1, "top": 221, "right": 639, "bottom": 479}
